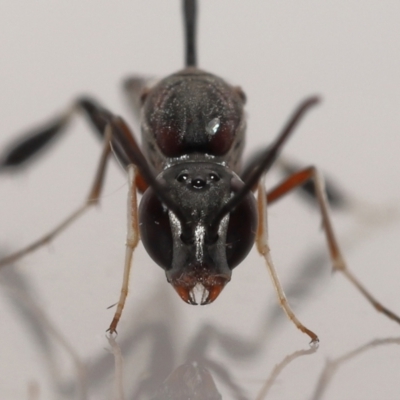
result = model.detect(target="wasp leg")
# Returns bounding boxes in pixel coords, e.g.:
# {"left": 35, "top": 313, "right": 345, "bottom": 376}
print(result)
{"left": 0, "top": 125, "right": 113, "bottom": 268}
{"left": 123, "top": 76, "right": 154, "bottom": 123}
{"left": 277, "top": 157, "right": 348, "bottom": 209}
{"left": 0, "top": 97, "right": 142, "bottom": 172}
{"left": 256, "top": 176, "right": 319, "bottom": 345}
{"left": 267, "top": 166, "right": 400, "bottom": 325}
{"left": 1, "top": 114, "right": 144, "bottom": 332}
{"left": 108, "top": 164, "right": 139, "bottom": 334}
{"left": 242, "top": 151, "right": 347, "bottom": 210}
{"left": 0, "top": 95, "right": 153, "bottom": 268}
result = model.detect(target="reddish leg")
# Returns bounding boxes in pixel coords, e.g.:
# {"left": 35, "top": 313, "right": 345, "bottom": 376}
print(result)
{"left": 267, "top": 166, "right": 400, "bottom": 325}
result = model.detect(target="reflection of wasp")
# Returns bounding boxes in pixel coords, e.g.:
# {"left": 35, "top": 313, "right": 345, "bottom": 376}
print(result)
{"left": 1, "top": 0, "right": 399, "bottom": 343}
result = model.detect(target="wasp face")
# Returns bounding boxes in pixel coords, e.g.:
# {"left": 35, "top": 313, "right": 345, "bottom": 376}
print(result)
{"left": 139, "top": 162, "right": 257, "bottom": 305}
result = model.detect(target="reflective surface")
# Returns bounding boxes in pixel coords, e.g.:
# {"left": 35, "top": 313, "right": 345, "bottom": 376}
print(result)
{"left": 1, "top": 1, "right": 400, "bottom": 399}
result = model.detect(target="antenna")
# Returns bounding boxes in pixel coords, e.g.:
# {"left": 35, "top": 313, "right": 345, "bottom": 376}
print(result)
{"left": 183, "top": 0, "right": 197, "bottom": 67}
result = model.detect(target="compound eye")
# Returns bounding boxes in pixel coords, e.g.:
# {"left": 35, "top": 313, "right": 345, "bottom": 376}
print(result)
{"left": 225, "top": 192, "right": 257, "bottom": 269}
{"left": 139, "top": 188, "right": 173, "bottom": 270}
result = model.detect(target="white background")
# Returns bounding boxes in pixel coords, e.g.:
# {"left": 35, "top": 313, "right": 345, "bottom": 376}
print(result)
{"left": 1, "top": 1, "right": 400, "bottom": 399}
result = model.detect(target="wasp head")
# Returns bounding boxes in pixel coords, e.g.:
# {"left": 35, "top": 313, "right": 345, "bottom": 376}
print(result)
{"left": 139, "top": 162, "right": 257, "bottom": 305}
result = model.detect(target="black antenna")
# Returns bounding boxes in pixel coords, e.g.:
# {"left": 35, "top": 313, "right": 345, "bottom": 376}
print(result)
{"left": 110, "top": 116, "right": 190, "bottom": 230}
{"left": 207, "top": 96, "right": 321, "bottom": 239}
{"left": 183, "top": 0, "right": 197, "bottom": 67}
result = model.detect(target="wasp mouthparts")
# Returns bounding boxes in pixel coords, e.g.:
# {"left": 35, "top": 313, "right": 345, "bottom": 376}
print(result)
{"left": 173, "top": 283, "right": 198, "bottom": 305}
{"left": 169, "top": 273, "right": 230, "bottom": 305}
